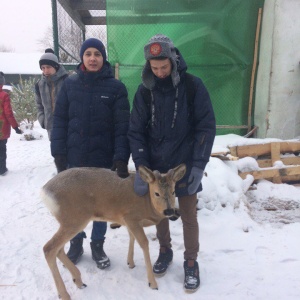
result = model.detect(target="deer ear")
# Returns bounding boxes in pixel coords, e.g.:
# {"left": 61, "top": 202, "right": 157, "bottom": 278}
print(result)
{"left": 172, "top": 164, "right": 186, "bottom": 182}
{"left": 139, "top": 166, "right": 155, "bottom": 183}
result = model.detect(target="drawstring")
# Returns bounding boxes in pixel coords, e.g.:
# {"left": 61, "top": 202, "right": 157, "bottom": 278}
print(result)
{"left": 150, "top": 90, "right": 155, "bottom": 127}
{"left": 150, "top": 87, "right": 179, "bottom": 128}
{"left": 171, "top": 87, "right": 178, "bottom": 128}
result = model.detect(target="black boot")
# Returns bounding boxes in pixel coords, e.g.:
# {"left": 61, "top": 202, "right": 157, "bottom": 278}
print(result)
{"left": 0, "top": 167, "right": 8, "bottom": 176}
{"left": 183, "top": 259, "right": 200, "bottom": 293}
{"left": 153, "top": 247, "right": 173, "bottom": 277}
{"left": 67, "top": 237, "right": 84, "bottom": 264}
{"left": 90, "top": 240, "right": 110, "bottom": 269}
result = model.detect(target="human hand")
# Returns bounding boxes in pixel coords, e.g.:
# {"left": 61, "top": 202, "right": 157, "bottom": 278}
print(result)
{"left": 187, "top": 167, "right": 204, "bottom": 195}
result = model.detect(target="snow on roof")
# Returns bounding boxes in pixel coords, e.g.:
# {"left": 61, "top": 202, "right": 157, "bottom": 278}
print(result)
{"left": 3, "top": 85, "right": 13, "bottom": 91}
{"left": 0, "top": 52, "right": 42, "bottom": 74}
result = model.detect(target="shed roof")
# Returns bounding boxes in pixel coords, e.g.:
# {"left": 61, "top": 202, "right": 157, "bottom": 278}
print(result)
{"left": 0, "top": 52, "right": 42, "bottom": 75}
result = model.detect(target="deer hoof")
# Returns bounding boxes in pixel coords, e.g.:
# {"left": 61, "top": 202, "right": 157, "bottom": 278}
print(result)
{"left": 127, "top": 262, "right": 135, "bottom": 269}
{"left": 79, "top": 283, "right": 87, "bottom": 289}
{"left": 148, "top": 282, "right": 158, "bottom": 290}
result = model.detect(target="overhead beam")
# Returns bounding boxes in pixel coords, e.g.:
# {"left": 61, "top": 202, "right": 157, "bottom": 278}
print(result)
{"left": 71, "top": 0, "right": 106, "bottom": 10}
{"left": 57, "top": 0, "right": 85, "bottom": 31}
{"left": 106, "top": 14, "right": 210, "bottom": 25}
{"left": 81, "top": 16, "right": 107, "bottom": 26}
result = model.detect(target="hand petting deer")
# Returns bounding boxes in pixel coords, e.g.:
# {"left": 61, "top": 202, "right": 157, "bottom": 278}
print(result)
{"left": 42, "top": 164, "right": 186, "bottom": 300}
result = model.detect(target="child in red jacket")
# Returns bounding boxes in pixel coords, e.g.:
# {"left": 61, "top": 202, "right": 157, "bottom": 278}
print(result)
{"left": 0, "top": 72, "right": 22, "bottom": 175}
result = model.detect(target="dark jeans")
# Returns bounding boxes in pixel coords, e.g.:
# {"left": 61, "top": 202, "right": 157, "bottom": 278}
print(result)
{"left": 0, "top": 139, "right": 7, "bottom": 173}
{"left": 73, "top": 221, "right": 107, "bottom": 241}
{"left": 156, "top": 193, "right": 199, "bottom": 260}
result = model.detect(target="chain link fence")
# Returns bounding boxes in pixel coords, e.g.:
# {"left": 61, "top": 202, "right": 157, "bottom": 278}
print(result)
{"left": 55, "top": 2, "right": 107, "bottom": 66}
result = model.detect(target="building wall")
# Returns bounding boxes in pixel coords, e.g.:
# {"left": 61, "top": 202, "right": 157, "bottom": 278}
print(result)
{"left": 255, "top": 0, "right": 300, "bottom": 139}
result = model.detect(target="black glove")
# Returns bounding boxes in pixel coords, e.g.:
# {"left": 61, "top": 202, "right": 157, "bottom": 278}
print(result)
{"left": 54, "top": 155, "right": 67, "bottom": 173}
{"left": 14, "top": 127, "right": 22, "bottom": 134}
{"left": 111, "top": 160, "right": 129, "bottom": 178}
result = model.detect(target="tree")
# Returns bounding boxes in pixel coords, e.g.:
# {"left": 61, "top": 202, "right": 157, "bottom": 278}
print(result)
{"left": 10, "top": 76, "right": 38, "bottom": 129}
{"left": 0, "top": 45, "right": 14, "bottom": 52}
{"left": 37, "top": 27, "right": 54, "bottom": 51}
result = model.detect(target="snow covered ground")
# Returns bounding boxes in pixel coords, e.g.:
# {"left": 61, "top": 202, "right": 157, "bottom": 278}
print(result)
{"left": 0, "top": 124, "right": 300, "bottom": 300}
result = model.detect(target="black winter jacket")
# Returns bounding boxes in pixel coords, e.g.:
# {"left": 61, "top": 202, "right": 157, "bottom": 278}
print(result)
{"left": 128, "top": 51, "right": 216, "bottom": 196}
{"left": 51, "top": 62, "right": 130, "bottom": 168}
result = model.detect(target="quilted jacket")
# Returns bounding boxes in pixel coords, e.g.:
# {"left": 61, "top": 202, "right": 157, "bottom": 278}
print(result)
{"left": 0, "top": 87, "right": 18, "bottom": 140}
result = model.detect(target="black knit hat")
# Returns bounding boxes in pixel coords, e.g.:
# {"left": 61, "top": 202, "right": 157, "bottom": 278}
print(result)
{"left": 79, "top": 38, "right": 107, "bottom": 62}
{"left": 0, "top": 71, "right": 5, "bottom": 85}
{"left": 39, "top": 49, "right": 59, "bottom": 71}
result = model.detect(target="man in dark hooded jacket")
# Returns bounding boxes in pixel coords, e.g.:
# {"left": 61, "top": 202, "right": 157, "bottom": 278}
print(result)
{"left": 51, "top": 38, "right": 130, "bottom": 270}
{"left": 128, "top": 34, "right": 216, "bottom": 293}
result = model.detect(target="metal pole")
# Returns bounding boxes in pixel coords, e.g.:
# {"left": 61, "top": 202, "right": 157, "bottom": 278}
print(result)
{"left": 51, "top": 0, "right": 59, "bottom": 59}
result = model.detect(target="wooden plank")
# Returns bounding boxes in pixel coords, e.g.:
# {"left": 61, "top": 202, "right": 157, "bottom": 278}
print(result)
{"left": 257, "top": 156, "right": 300, "bottom": 168}
{"left": 212, "top": 154, "right": 238, "bottom": 161}
{"left": 248, "top": 8, "right": 262, "bottom": 132}
{"left": 211, "top": 151, "right": 230, "bottom": 156}
{"left": 229, "top": 142, "right": 300, "bottom": 158}
{"left": 271, "top": 142, "right": 281, "bottom": 165}
{"left": 229, "top": 146, "right": 238, "bottom": 157}
{"left": 239, "top": 165, "right": 300, "bottom": 180}
{"left": 281, "top": 175, "right": 300, "bottom": 182}
{"left": 270, "top": 143, "right": 282, "bottom": 183}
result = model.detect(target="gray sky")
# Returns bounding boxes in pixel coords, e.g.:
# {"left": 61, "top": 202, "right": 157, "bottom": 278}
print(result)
{"left": 1, "top": 0, "right": 52, "bottom": 53}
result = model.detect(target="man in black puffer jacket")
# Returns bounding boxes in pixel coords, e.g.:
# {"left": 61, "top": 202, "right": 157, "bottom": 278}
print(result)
{"left": 128, "top": 34, "right": 216, "bottom": 293}
{"left": 51, "top": 38, "right": 130, "bottom": 270}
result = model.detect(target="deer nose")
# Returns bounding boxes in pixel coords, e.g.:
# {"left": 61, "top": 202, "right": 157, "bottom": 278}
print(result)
{"left": 163, "top": 208, "right": 175, "bottom": 216}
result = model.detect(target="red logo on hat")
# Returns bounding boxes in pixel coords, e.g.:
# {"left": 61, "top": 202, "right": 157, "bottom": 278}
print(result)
{"left": 150, "top": 43, "right": 162, "bottom": 56}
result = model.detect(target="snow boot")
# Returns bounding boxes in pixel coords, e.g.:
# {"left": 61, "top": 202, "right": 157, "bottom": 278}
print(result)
{"left": 0, "top": 168, "right": 8, "bottom": 176}
{"left": 153, "top": 246, "right": 173, "bottom": 277}
{"left": 67, "top": 237, "right": 84, "bottom": 264}
{"left": 183, "top": 259, "right": 200, "bottom": 293}
{"left": 90, "top": 240, "right": 110, "bottom": 269}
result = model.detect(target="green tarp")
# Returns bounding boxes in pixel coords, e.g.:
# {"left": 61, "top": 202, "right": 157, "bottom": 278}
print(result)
{"left": 106, "top": 0, "right": 265, "bottom": 134}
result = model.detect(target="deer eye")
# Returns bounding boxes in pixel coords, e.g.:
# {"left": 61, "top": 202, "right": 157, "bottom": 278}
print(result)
{"left": 172, "top": 191, "right": 175, "bottom": 195}
{"left": 155, "top": 192, "right": 160, "bottom": 197}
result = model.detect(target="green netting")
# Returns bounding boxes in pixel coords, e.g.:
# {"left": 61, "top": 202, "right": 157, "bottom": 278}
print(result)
{"left": 106, "top": 0, "right": 264, "bottom": 135}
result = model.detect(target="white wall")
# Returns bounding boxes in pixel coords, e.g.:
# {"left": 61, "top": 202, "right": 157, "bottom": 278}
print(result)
{"left": 255, "top": 0, "right": 300, "bottom": 139}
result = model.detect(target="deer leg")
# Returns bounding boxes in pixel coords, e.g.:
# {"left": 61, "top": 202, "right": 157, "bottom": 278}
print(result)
{"left": 44, "top": 235, "right": 71, "bottom": 300}
{"left": 57, "top": 248, "right": 86, "bottom": 289}
{"left": 126, "top": 222, "right": 158, "bottom": 290}
{"left": 44, "top": 227, "right": 87, "bottom": 299}
{"left": 127, "top": 230, "right": 135, "bottom": 268}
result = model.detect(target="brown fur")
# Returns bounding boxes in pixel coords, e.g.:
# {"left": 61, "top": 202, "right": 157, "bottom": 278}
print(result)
{"left": 42, "top": 164, "right": 186, "bottom": 300}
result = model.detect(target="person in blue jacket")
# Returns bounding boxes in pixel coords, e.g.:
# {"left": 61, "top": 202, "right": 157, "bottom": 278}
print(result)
{"left": 128, "top": 34, "right": 216, "bottom": 292}
{"left": 51, "top": 38, "right": 130, "bottom": 269}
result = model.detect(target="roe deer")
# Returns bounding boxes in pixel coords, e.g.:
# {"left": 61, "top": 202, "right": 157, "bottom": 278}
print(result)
{"left": 42, "top": 164, "right": 186, "bottom": 300}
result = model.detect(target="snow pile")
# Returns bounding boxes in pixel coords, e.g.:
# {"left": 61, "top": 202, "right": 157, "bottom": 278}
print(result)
{"left": 0, "top": 128, "right": 299, "bottom": 300}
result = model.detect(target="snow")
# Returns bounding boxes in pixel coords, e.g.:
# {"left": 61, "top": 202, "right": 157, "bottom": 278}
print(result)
{"left": 1, "top": 124, "right": 300, "bottom": 300}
